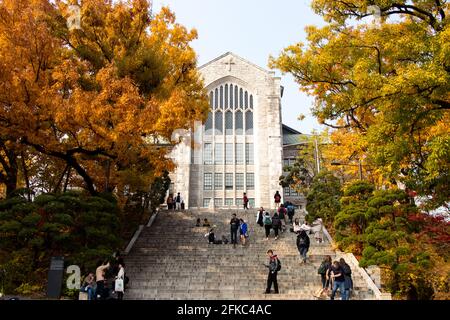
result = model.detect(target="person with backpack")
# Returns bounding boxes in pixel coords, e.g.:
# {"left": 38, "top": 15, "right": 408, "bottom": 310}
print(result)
{"left": 230, "top": 213, "right": 240, "bottom": 248}
{"left": 239, "top": 219, "right": 249, "bottom": 246}
{"left": 271, "top": 212, "right": 282, "bottom": 240}
{"left": 263, "top": 212, "right": 272, "bottom": 240}
{"left": 314, "top": 255, "right": 332, "bottom": 298}
{"left": 278, "top": 204, "right": 287, "bottom": 232}
{"left": 330, "top": 261, "right": 347, "bottom": 300}
{"left": 264, "top": 250, "right": 280, "bottom": 294}
{"left": 340, "top": 258, "right": 353, "bottom": 300}
{"left": 256, "top": 207, "right": 265, "bottom": 227}
{"left": 243, "top": 193, "right": 249, "bottom": 210}
{"left": 286, "top": 202, "right": 295, "bottom": 224}
{"left": 296, "top": 230, "right": 310, "bottom": 263}
{"left": 274, "top": 191, "right": 281, "bottom": 208}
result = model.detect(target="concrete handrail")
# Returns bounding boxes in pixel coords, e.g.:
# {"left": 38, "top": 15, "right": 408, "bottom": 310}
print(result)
{"left": 322, "top": 225, "right": 391, "bottom": 300}
{"left": 124, "top": 208, "right": 159, "bottom": 255}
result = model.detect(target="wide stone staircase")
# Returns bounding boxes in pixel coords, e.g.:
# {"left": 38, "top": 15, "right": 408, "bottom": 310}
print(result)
{"left": 124, "top": 209, "right": 378, "bottom": 300}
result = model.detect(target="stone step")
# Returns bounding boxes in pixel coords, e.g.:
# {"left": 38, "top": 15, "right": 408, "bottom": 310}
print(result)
{"left": 123, "top": 209, "right": 376, "bottom": 300}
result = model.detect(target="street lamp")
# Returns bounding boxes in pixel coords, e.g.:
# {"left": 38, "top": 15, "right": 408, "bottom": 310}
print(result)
{"left": 331, "top": 160, "right": 363, "bottom": 180}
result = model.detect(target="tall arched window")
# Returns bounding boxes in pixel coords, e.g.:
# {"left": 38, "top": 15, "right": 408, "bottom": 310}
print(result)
{"left": 215, "top": 111, "right": 223, "bottom": 134}
{"left": 239, "top": 88, "right": 243, "bottom": 108}
{"left": 235, "top": 110, "right": 243, "bottom": 135}
{"left": 225, "top": 84, "right": 228, "bottom": 108}
{"left": 209, "top": 92, "right": 213, "bottom": 109}
{"left": 205, "top": 112, "right": 213, "bottom": 135}
{"left": 230, "top": 84, "right": 233, "bottom": 108}
{"left": 245, "top": 111, "right": 253, "bottom": 135}
{"left": 225, "top": 111, "right": 233, "bottom": 135}
{"left": 214, "top": 88, "right": 218, "bottom": 109}
{"left": 244, "top": 91, "right": 248, "bottom": 108}
{"left": 206, "top": 84, "right": 254, "bottom": 137}
{"left": 219, "top": 86, "right": 223, "bottom": 109}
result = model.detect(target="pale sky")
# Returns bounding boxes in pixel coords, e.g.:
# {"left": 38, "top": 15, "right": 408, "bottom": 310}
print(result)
{"left": 153, "top": 0, "right": 326, "bottom": 134}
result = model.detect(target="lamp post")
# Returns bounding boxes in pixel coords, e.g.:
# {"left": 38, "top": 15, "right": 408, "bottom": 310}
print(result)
{"left": 331, "top": 159, "right": 364, "bottom": 180}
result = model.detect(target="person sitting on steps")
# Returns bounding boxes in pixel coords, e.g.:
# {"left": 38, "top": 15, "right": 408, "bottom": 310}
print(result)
{"left": 311, "top": 217, "right": 324, "bottom": 243}
{"left": 203, "top": 218, "right": 211, "bottom": 227}
{"left": 205, "top": 229, "right": 224, "bottom": 244}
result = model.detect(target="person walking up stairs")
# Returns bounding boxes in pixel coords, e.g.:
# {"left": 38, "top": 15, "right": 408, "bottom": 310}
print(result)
{"left": 264, "top": 250, "right": 280, "bottom": 294}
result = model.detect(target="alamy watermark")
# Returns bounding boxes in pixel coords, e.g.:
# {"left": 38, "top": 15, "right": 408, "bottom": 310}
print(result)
{"left": 66, "top": 265, "right": 81, "bottom": 290}
{"left": 366, "top": 5, "right": 382, "bottom": 28}
{"left": 67, "top": 4, "right": 81, "bottom": 31}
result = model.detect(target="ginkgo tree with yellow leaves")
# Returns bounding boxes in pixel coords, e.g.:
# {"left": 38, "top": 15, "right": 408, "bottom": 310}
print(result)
{"left": 271, "top": 0, "right": 449, "bottom": 300}
{"left": 270, "top": 0, "right": 449, "bottom": 210}
{"left": 0, "top": 0, "right": 209, "bottom": 198}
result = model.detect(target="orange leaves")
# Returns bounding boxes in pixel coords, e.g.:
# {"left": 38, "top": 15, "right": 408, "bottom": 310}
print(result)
{"left": 0, "top": 0, "right": 208, "bottom": 196}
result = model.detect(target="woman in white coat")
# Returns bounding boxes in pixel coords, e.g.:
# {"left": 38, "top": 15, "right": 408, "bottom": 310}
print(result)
{"left": 115, "top": 262, "right": 125, "bottom": 300}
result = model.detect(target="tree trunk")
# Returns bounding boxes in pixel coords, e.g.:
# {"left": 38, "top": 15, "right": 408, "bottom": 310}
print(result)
{"left": 0, "top": 138, "right": 18, "bottom": 198}
{"left": 63, "top": 166, "right": 71, "bottom": 192}
{"left": 53, "top": 165, "right": 68, "bottom": 193}
{"left": 5, "top": 175, "right": 17, "bottom": 197}
{"left": 67, "top": 158, "right": 98, "bottom": 196}
{"left": 21, "top": 152, "right": 31, "bottom": 201}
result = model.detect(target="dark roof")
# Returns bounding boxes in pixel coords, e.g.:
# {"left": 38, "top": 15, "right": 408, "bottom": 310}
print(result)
{"left": 282, "top": 124, "right": 301, "bottom": 135}
{"left": 282, "top": 124, "right": 305, "bottom": 145}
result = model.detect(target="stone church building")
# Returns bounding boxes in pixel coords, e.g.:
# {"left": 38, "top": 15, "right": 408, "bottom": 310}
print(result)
{"left": 169, "top": 52, "right": 305, "bottom": 210}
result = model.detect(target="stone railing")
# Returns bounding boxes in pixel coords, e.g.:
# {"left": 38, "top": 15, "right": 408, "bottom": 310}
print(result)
{"left": 124, "top": 208, "right": 160, "bottom": 255}
{"left": 322, "top": 226, "right": 392, "bottom": 300}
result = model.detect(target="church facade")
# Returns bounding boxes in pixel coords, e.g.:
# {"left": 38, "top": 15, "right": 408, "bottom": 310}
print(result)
{"left": 169, "top": 52, "right": 304, "bottom": 210}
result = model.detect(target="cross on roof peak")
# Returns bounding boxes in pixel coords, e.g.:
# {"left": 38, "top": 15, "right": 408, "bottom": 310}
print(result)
{"left": 223, "top": 57, "right": 235, "bottom": 71}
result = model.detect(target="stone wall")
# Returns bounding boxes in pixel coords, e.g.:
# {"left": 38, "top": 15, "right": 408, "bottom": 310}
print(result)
{"left": 170, "top": 52, "right": 284, "bottom": 210}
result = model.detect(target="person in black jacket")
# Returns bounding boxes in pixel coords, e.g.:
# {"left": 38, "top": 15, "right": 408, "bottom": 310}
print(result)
{"left": 230, "top": 214, "right": 240, "bottom": 247}
{"left": 339, "top": 258, "right": 353, "bottom": 299}
{"left": 296, "top": 230, "right": 310, "bottom": 263}
{"left": 271, "top": 212, "right": 282, "bottom": 240}
{"left": 264, "top": 250, "right": 280, "bottom": 294}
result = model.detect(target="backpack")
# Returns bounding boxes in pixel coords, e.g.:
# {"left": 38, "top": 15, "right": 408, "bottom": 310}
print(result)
{"left": 287, "top": 206, "right": 294, "bottom": 215}
{"left": 342, "top": 263, "right": 352, "bottom": 276}
{"left": 297, "top": 235, "right": 306, "bottom": 247}
{"left": 318, "top": 262, "right": 327, "bottom": 275}
{"left": 276, "top": 258, "right": 281, "bottom": 271}
{"left": 263, "top": 216, "right": 272, "bottom": 225}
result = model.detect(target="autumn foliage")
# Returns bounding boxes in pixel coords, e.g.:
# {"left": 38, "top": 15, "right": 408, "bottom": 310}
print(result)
{"left": 271, "top": 0, "right": 450, "bottom": 209}
{"left": 0, "top": 0, "right": 209, "bottom": 198}
{"left": 273, "top": 1, "right": 449, "bottom": 299}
